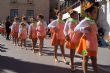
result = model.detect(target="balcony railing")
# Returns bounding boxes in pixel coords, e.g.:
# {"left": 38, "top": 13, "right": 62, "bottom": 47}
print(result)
{"left": 60, "top": 1, "right": 80, "bottom": 13}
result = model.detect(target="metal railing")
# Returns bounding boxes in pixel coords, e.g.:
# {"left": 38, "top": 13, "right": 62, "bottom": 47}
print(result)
{"left": 60, "top": 1, "right": 80, "bottom": 13}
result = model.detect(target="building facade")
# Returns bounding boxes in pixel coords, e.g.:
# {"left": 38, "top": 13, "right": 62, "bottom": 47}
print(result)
{"left": 49, "top": 0, "right": 60, "bottom": 20}
{"left": 0, "top": 0, "right": 49, "bottom": 22}
{"left": 50, "top": 0, "right": 59, "bottom": 9}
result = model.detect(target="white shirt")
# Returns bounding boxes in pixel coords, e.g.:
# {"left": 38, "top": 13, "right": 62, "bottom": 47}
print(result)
{"left": 48, "top": 19, "right": 65, "bottom": 28}
{"left": 37, "top": 20, "right": 47, "bottom": 29}
{"left": 74, "top": 19, "right": 90, "bottom": 33}
{"left": 19, "top": 22, "right": 29, "bottom": 29}
{"left": 64, "top": 18, "right": 77, "bottom": 36}
{"left": 11, "top": 21, "right": 19, "bottom": 31}
{"left": 48, "top": 20, "right": 58, "bottom": 28}
{"left": 28, "top": 23, "right": 37, "bottom": 35}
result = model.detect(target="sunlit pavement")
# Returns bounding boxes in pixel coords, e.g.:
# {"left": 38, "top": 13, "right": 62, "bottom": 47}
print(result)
{"left": 0, "top": 35, "right": 110, "bottom": 73}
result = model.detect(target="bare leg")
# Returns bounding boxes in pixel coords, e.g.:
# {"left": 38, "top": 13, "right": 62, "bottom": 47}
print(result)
{"left": 54, "top": 45, "right": 58, "bottom": 62}
{"left": 39, "top": 38, "right": 43, "bottom": 56}
{"left": 15, "top": 37, "right": 17, "bottom": 46}
{"left": 70, "top": 49, "right": 75, "bottom": 70}
{"left": 12, "top": 37, "right": 14, "bottom": 44}
{"left": 24, "top": 39, "right": 27, "bottom": 49}
{"left": 82, "top": 56, "right": 88, "bottom": 73}
{"left": 32, "top": 39, "right": 34, "bottom": 50}
{"left": 90, "top": 56, "right": 98, "bottom": 73}
{"left": 60, "top": 44, "right": 66, "bottom": 63}
{"left": 32, "top": 39, "right": 36, "bottom": 53}
{"left": 17, "top": 38, "right": 19, "bottom": 46}
{"left": 20, "top": 40, "right": 23, "bottom": 48}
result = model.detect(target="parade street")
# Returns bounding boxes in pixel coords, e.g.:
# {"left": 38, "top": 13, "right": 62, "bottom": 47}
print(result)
{"left": 0, "top": 35, "right": 110, "bottom": 73}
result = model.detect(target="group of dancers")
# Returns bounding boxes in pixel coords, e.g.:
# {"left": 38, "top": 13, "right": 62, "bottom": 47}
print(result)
{"left": 0, "top": 2, "right": 99, "bottom": 73}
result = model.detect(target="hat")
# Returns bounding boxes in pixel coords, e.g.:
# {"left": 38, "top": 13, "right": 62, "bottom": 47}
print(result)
{"left": 83, "top": 2, "right": 93, "bottom": 11}
{"left": 68, "top": 8, "right": 77, "bottom": 15}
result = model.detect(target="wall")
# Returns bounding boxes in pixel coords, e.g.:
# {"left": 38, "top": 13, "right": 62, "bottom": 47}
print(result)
{"left": 0, "top": 0, "right": 49, "bottom": 22}
{"left": 97, "top": 0, "right": 110, "bottom": 38}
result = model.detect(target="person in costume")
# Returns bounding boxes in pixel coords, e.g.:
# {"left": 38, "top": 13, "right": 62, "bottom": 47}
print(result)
{"left": 71, "top": 3, "right": 98, "bottom": 73}
{"left": 49, "top": 11, "right": 66, "bottom": 63}
{"left": 19, "top": 16, "right": 29, "bottom": 32}
{"left": 0, "top": 20, "right": 6, "bottom": 37}
{"left": 28, "top": 18, "right": 37, "bottom": 53}
{"left": 11, "top": 17, "right": 19, "bottom": 46}
{"left": 18, "top": 16, "right": 29, "bottom": 46}
{"left": 36, "top": 14, "right": 47, "bottom": 56}
{"left": 64, "top": 10, "right": 78, "bottom": 70}
{"left": 18, "top": 23, "right": 27, "bottom": 49}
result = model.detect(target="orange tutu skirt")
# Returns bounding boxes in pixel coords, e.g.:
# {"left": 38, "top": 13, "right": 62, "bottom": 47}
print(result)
{"left": 65, "top": 41, "right": 75, "bottom": 49}
{"left": 76, "top": 35, "right": 97, "bottom": 57}
{"left": 51, "top": 32, "right": 65, "bottom": 46}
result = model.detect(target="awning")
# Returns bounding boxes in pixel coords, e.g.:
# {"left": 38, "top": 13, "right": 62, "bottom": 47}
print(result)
{"left": 73, "top": 5, "right": 81, "bottom": 13}
{"left": 62, "top": 6, "right": 81, "bottom": 20}
{"left": 62, "top": 12, "right": 70, "bottom": 20}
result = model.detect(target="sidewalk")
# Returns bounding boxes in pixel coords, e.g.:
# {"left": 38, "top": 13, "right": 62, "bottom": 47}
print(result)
{"left": 97, "top": 47, "right": 110, "bottom": 73}
{"left": 0, "top": 35, "right": 110, "bottom": 73}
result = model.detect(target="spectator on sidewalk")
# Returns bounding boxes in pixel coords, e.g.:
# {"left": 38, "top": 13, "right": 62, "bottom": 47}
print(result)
{"left": 5, "top": 18, "right": 12, "bottom": 40}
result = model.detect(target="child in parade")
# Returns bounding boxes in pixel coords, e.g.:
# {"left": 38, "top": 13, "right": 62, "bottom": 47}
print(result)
{"left": 19, "top": 16, "right": 29, "bottom": 46}
{"left": 28, "top": 18, "right": 37, "bottom": 53}
{"left": 19, "top": 16, "right": 29, "bottom": 31}
{"left": 1, "top": 20, "right": 6, "bottom": 37}
{"left": 64, "top": 10, "right": 78, "bottom": 70}
{"left": 71, "top": 4, "right": 98, "bottom": 73}
{"left": 49, "top": 11, "right": 66, "bottom": 63}
{"left": 36, "top": 14, "right": 47, "bottom": 56}
{"left": 18, "top": 23, "right": 27, "bottom": 49}
{"left": 11, "top": 17, "right": 19, "bottom": 46}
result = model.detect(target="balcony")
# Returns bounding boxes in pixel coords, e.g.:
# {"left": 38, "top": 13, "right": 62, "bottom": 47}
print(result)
{"left": 60, "top": 0, "right": 80, "bottom": 13}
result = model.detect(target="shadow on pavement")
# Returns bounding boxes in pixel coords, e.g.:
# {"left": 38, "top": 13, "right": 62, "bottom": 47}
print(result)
{"left": 0, "top": 44, "right": 7, "bottom": 52}
{"left": 0, "top": 55, "right": 92, "bottom": 73}
{"left": 0, "top": 55, "right": 109, "bottom": 73}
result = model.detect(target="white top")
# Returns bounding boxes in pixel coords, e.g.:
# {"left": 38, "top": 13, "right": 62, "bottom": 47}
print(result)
{"left": 74, "top": 17, "right": 97, "bottom": 33}
{"left": 11, "top": 21, "right": 19, "bottom": 32}
{"left": 19, "top": 22, "right": 29, "bottom": 29}
{"left": 28, "top": 24, "right": 32, "bottom": 35}
{"left": 48, "top": 19, "right": 65, "bottom": 28}
{"left": 28, "top": 23, "right": 37, "bottom": 35}
{"left": 74, "top": 19, "right": 90, "bottom": 33}
{"left": 64, "top": 18, "right": 77, "bottom": 36}
{"left": 37, "top": 21, "right": 47, "bottom": 27}
{"left": 64, "top": 19, "right": 72, "bottom": 36}
{"left": 1, "top": 23, "right": 5, "bottom": 28}
{"left": 48, "top": 20, "right": 58, "bottom": 28}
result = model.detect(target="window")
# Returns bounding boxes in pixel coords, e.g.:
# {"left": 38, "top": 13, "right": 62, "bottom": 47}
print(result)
{"left": 10, "top": 9, "right": 18, "bottom": 18}
{"left": 27, "top": 0, "right": 33, "bottom": 4}
{"left": 10, "top": 0, "right": 17, "bottom": 3}
{"left": 26, "top": 10, "right": 34, "bottom": 18}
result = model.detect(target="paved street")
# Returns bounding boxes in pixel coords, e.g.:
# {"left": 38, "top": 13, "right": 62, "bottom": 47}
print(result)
{"left": 0, "top": 35, "right": 110, "bottom": 73}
